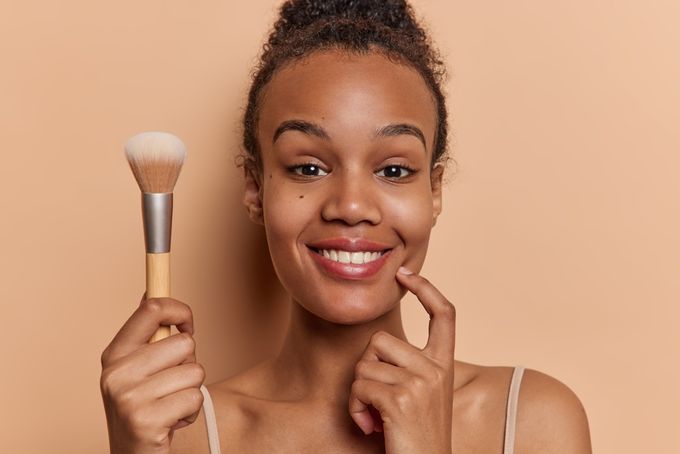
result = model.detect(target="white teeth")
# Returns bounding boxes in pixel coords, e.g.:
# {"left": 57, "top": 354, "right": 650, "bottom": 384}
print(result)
{"left": 315, "top": 248, "right": 385, "bottom": 264}
{"left": 338, "top": 251, "right": 351, "bottom": 264}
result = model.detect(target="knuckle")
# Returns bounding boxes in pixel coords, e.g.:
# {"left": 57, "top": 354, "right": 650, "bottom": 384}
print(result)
{"left": 429, "top": 366, "right": 449, "bottom": 387}
{"left": 354, "top": 359, "right": 370, "bottom": 377}
{"left": 440, "top": 301, "right": 456, "bottom": 320}
{"left": 141, "top": 297, "right": 163, "bottom": 315}
{"left": 409, "top": 375, "right": 427, "bottom": 391}
{"left": 370, "top": 330, "right": 387, "bottom": 344}
{"left": 100, "top": 368, "right": 121, "bottom": 397}
{"left": 99, "top": 369, "right": 113, "bottom": 396}
{"left": 181, "top": 302, "right": 194, "bottom": 321}
{"left": 172, "top": 299, "right": 193, "bottom": 324}
{"left": 189, "top": 363, "right": 206, "bottom": 383}
{"left": 100, "top": 347, "right": 111, "bottom": 367}
{"left": 350, "top": 379, "right": 362, "bottom": 396}
{"left": 394, "top": 387, "right": 412, "bottom": 411}
{"left": 128, "top": 407, "right": 151, "bottom": 430}
{"left": 431, "top": 366, "right": 447, "bottom": 384}
{"left": 178, "top": 332, "right": 196, "bottom": 352}
{"left": 188, "top": 388, "right": 204, "bottom": 409}
{"left": 117, "top": 386, "right": 138, "bottom": 408}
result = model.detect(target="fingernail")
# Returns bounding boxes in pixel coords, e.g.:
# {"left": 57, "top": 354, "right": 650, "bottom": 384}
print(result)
{"left": 354, "top": 412, "right": 374, "bottom": 435}
{"left": 398, "top": 266, "right": 413, "bottom": 275}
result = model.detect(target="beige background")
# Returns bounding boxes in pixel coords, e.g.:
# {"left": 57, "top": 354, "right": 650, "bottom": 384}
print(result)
{"left": 1, "top": 1, "right": 678, "bottom": 452}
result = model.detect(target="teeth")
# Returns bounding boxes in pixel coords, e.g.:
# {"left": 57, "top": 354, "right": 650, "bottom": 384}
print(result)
{"left": 315, "top": 249, "right": 384, "bottom": 264}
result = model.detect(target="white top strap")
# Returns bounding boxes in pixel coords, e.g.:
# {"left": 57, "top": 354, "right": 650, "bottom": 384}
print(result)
{"left": 200, "top": 384, "right": 222, "bottom": 454}
{"left": 503, "top": 366, "right": 525, "bottom": 454}
{"left": 200, "top": 367, "right": 525, "bottom": 454}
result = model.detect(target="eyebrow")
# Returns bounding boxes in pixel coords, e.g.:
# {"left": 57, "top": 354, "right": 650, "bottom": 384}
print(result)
{"left": 272, "top": 119, "right": 427, "bottom": 151}
{"left": 273, "top": 119, "right": 330, "bottom": 143}
{"left": 376, "top": 123, "right": 427, "bottom": 150}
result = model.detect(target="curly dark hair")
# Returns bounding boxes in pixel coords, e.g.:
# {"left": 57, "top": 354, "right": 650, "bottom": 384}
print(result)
{"left": 237, "top": 0, "right": 454, "bottom": 181}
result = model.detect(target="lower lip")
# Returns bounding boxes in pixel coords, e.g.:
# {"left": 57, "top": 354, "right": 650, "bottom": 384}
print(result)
{"left": 307, "top": 247, "right": 392, "bottom": 281}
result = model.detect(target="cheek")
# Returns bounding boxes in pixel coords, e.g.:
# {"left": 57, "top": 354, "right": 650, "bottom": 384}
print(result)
{"left": 260, "top": 183, "right": 311, "bottom": 288}
{"left": 385, "top": 183, "right": 435, "bottom": 276}
{"left": 390, "top": 186, "right": 434, "bottom": 247}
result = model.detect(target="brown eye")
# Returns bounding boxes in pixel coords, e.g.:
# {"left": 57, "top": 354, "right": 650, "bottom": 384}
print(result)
{"left": 376, "top": 165, "right": 414, "bottom": 179}
{"left": 288, "top": 163, "right": 328, "bottom": 177}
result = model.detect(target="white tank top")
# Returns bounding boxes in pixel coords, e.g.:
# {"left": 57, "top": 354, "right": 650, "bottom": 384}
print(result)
{"left": 199, "top": 365, "right": 526, "bottom": 454}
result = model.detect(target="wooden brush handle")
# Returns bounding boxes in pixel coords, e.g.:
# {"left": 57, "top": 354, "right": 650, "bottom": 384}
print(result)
{"left": 146, "top": 252, "right": 171, "bottom": 343}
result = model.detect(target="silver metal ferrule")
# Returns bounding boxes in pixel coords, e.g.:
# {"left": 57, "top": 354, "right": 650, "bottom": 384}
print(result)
{"left": 142, "top": 192, "right": 173, "bottom": 253}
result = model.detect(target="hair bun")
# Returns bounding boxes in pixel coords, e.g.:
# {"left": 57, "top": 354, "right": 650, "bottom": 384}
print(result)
{"left": 276, "top": 0, "right": 421, "bottom": 35}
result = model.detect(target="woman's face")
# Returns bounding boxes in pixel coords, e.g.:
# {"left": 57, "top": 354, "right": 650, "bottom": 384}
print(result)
{"left": 244, "top": 49, "right": 444, "bottom": 324}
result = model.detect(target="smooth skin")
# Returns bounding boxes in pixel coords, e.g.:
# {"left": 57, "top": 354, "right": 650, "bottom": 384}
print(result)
{"left": 101, "top": 48, "right": 592, "bottom": 453}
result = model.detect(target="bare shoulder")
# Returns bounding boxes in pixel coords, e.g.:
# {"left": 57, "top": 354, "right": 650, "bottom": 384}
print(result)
{"left": 451, "top": 362, "right": 592, "bottom": 453}
{"left": 515, "top": 368, "right": 592, "bottom": 454}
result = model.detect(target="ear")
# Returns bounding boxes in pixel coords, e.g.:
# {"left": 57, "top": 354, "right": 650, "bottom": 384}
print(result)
{"left": 431, "top": 163, "right": 444, "bottom": 227}
{"left": 243, "top": 161, "right": 265, "bottom": 225}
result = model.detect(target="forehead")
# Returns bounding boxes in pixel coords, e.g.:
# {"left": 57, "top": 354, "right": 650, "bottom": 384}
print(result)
{"left": 258, "top": 49, "right": 437, "bottom": 149}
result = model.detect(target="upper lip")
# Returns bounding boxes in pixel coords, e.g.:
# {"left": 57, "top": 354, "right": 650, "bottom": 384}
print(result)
{"left": 306, "top": 237, "right": 393, "bottom": 252}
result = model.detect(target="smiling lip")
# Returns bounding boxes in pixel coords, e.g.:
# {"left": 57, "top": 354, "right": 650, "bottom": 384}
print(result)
{"left": 306, "top": 237, "right": 393, "bottom": 252}
{"left": 305, "top": 237, "right": 394, "bottom": 281}
{"left": 307, "top": 246, "right": 393, "bottom": 281}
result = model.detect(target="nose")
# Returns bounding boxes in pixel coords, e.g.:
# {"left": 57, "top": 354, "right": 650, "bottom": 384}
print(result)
{"left": 320, "top": 169, "right": 381, "bottom": 226}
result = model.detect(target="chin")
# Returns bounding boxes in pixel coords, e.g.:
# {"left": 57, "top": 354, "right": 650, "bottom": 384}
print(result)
{"left": 296, "top": 290, "right": 400, "bottom": 325}
{"left": 315, "top": 308, "right": 389, "bottom": 326}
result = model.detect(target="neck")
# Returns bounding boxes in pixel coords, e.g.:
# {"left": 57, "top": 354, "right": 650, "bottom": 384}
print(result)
{"left": 271, "top": 296, "right": 408, "bottom": 406}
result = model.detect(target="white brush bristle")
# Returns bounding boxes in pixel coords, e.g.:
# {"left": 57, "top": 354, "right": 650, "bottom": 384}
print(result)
{"left": 125, "top": 131, "right": 187, "bottom": 193}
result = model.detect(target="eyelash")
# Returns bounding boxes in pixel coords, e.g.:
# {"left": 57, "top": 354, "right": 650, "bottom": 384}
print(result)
{"left": 286, "top": 162, "right": 418, "bottom": 180}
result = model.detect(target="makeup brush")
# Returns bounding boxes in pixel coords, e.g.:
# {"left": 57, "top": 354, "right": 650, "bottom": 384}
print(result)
{"left": 125, "top": 131, "right": 187, "bottom": 343}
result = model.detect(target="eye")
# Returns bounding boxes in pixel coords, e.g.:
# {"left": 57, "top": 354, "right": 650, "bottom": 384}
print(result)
{"left": 288, "top": 163, "right": 328, "bottom": 177}
{"left": 376, "top": 164, "right": 416, "bottom": 180}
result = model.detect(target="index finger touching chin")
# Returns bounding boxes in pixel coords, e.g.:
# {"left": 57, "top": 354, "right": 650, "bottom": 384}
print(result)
{"left": 396, "top": 268, "right": 456, "bottom": 363}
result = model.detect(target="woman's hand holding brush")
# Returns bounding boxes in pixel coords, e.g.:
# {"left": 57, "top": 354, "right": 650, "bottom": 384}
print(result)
{"left": 100, "top": 131, "right": 194, "bottom": 452}
{"left": 100, "top": 293, "right": 205, "bottom": 454}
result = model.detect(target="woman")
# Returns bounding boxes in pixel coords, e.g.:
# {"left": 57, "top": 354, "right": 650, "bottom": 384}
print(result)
{"left": 100, "top": 1, "right": 592, "bottom": 452}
